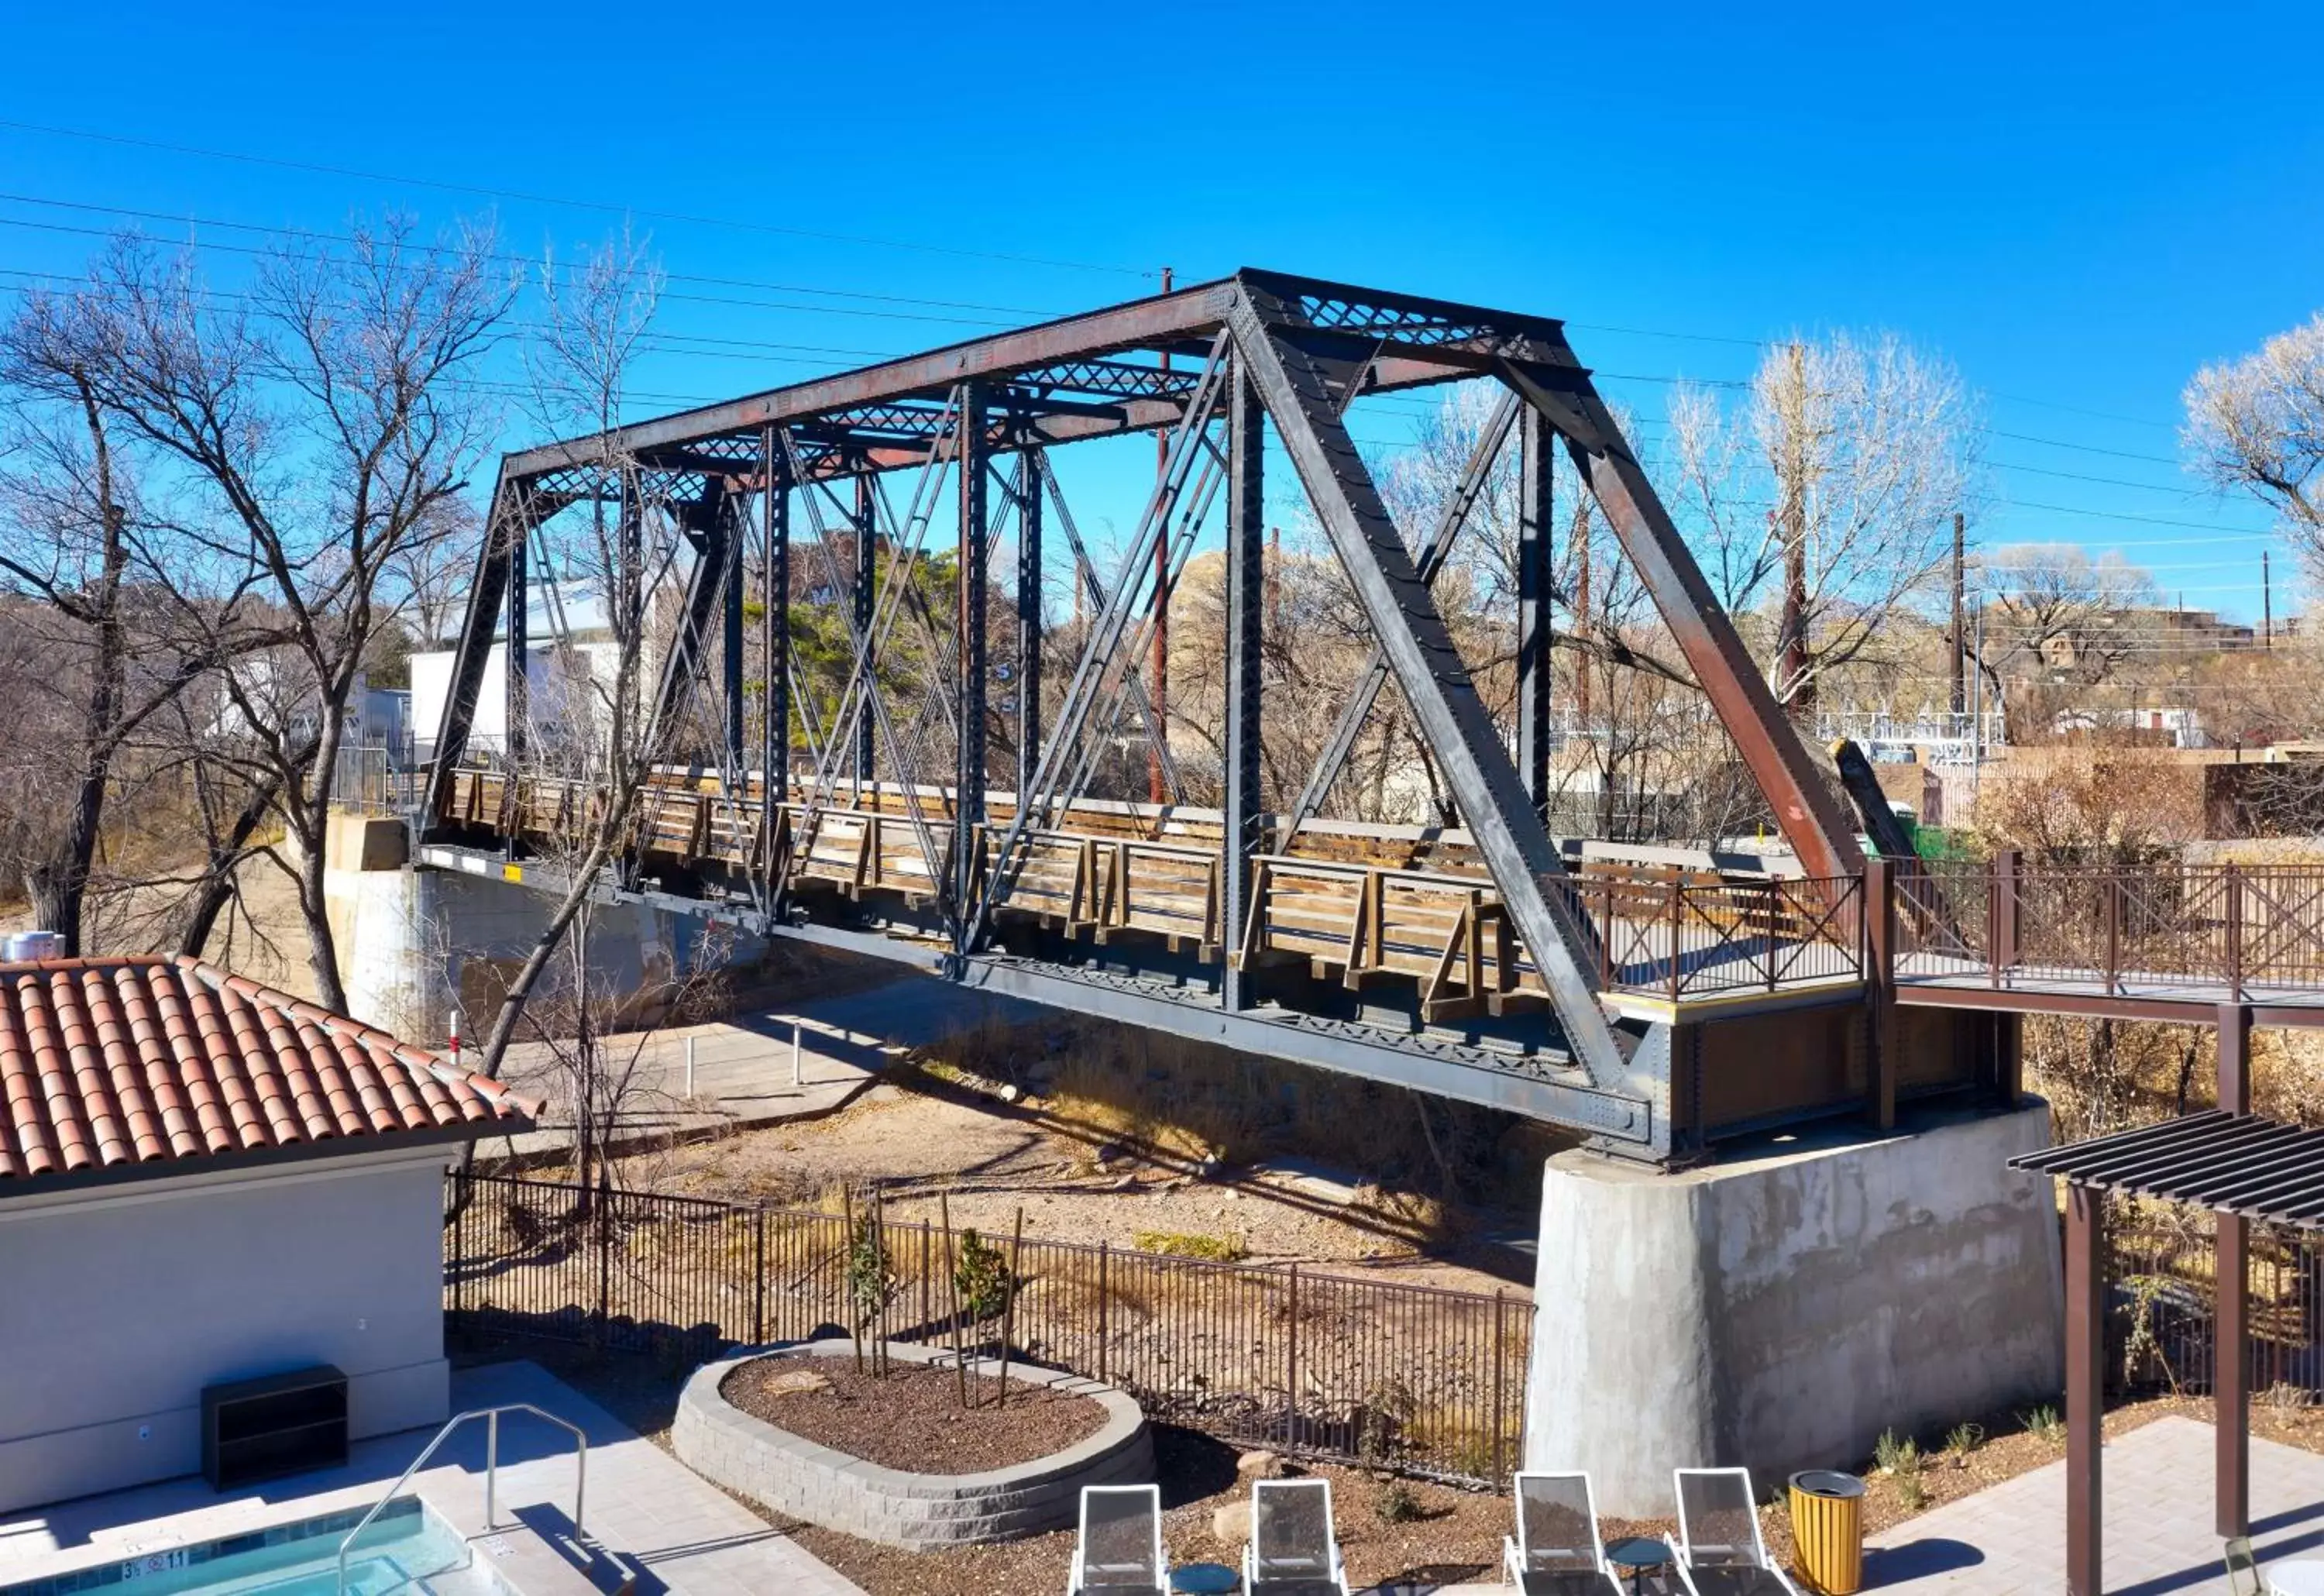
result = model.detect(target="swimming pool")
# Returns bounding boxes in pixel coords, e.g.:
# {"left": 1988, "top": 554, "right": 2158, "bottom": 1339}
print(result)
{"left": 0, "top": 1496, "right": 480, "bottom": 1596}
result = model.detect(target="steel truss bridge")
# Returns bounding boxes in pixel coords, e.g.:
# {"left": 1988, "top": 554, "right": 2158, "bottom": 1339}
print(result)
{"left": 418, "top": 270, "right": 2298, "bottom": 1165}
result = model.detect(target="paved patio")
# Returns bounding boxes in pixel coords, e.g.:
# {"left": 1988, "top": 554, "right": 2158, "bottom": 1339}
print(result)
{"left": 1866, "top": 1415, "right": 2324, "bottom": 1595}
{"left": 0, "top": 1360, "right": 862, "bottom": 1595}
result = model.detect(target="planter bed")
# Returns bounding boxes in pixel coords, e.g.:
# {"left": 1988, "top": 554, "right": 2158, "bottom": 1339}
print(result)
{"left": 674, "top": 1338, "right": 1153, "bottom": 1549}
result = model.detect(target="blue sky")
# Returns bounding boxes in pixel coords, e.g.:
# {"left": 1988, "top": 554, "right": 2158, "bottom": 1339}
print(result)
{"left": 2, "top": 0, "right": 2317, "bottom": 629}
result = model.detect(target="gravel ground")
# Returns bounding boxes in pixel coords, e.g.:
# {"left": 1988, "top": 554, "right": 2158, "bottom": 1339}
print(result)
{"left": 720, "top": 1355, "right": 1107, "bottom": 1474}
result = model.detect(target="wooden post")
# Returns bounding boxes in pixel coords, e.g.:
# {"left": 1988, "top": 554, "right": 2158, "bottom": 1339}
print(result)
{"left": 2066, "top": 1182, "right": 2103, "bottom": 1596}
{"left": 2219, "top": 1001, "right": 2253, "bottom": 1536}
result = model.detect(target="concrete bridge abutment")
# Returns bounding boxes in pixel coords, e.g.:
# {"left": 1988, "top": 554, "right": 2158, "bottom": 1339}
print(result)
{"left": 1525, "top": 1101, "right": 2063, "bottom": 1518}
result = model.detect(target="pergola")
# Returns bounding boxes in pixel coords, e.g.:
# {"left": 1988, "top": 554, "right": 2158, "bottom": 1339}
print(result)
{"left": 2006, "top": 1013, "right": 2324, "bottom": 1596}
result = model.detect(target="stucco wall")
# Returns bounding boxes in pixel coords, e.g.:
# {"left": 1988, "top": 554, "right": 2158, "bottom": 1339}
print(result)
{"left": 0, "top": 1152, "right": 454, "bottom": 1512}
{"left": 1524, "top": 1102, "right": 2064, "bottom": 1518}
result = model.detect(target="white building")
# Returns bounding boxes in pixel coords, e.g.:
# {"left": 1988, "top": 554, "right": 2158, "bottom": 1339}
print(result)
{"left": 0, "top": 953, "right": 536, "bottom": 1512}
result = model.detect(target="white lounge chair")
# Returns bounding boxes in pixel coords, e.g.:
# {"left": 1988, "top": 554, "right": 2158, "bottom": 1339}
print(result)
{"left": 1068, "top": 1484, "right": 1167, "bottom": 1595}
{"left": 1245, "top": 1477, "right": 1353, "bottom": 1596}
{"left": 1504, "top": 1470, "right": 1622, "bottom": 1596}
{"left": 1672, "top": 1468, "right": 1800, "bottom": 1596}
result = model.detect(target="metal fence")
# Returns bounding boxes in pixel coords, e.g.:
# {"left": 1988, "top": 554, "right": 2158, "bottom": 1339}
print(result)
{"left": 2109, "top": 1205, "right": 2324, "bottom": 1402}
{"left": 444, "top": 1171, "right": 1531, "bottom": 1484}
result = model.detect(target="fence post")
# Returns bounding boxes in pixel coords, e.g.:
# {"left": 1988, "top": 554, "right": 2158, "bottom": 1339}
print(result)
{"left": 1098, "top": 1241, "right": 1112, "bottom": 1386}
{"left": 1994, "top": 848, "right": 2021, "bottom": 984}
{"left": 1765, "top": 879, "right": 1781, "bottom": 991}
{"left": 751, "top": 1205, "right": 767, "bottom": 1347}
{"left": 2106, "top": 874, "right": 2123, "bottom": 996}
{"left": 1668, "top": 875, "right": 1684, "bottom": 999}
{"left": 594, "top": 1202, "right": 612, "bottom": 1348}
{"left": 1492, "top": 1288, "right": 1508, "bottom": 1485}
{"left": 1286, "top": 1262, "right": 1301, "bottom": 1450}
{"left": 919, "top": 1221, "right": 932, "bottom": 1347}
{"left": 2226, "top": 863, "right": 2246, "bottom": 1001}
{"left": 1599, "top": 879, "right": 1614, "bottom": 985}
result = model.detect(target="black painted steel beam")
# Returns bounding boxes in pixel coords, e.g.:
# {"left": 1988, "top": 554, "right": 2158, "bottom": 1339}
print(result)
{"left": 1222, "top": 363, "right": 1266, "bottom": 1012}
{"left": 1227, "top": 282, "right": 1632, "bottom": 1096}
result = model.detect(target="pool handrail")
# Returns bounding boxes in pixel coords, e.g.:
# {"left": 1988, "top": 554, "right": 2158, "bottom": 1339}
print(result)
{"left": 335, "top": 1402, "right": 587, "bottom": 1595}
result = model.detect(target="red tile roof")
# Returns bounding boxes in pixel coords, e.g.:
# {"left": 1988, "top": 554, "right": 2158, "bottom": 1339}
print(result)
{"left": 0, "top": 955, "right": 538, "bottom": 1185}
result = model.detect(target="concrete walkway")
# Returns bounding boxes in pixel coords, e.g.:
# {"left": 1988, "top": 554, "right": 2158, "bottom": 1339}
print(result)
{"left": 0, "top": 1360, "right": 862, "bottom": 1594}
{"left": 490, "top": 976, "right": 1037, "bottom": 1163}
{"left": 1865, "top": 1415, "right": 2324, "bottom": 1595}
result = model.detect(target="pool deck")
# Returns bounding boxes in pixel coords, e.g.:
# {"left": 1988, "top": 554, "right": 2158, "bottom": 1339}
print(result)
{"left": 0, "top": 1360, "right": 863, "bottom": 1596}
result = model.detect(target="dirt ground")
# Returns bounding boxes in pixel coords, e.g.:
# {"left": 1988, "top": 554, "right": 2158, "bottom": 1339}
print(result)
{"left": 483, "top": 1332, "right": 2307, "bottom": 1596}
{"left": 610, "top": 1069, "right": 1535, "bottom": 1296}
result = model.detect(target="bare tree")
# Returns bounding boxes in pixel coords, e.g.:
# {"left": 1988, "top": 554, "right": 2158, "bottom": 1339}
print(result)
{"left": 467, "top": 231, "right": 681, "bottom": 1083}
{"left": 0, "top": 322, "right": 237, "bottom": 950}
{"left": 1668, "top": 332, "right": 1980, "bottom": 717}
{"left": 2184, "top": 312, "right": 2324, "bottom": 572}
{"left": 23, "top": 222, "right": 515, "bottom": 1006}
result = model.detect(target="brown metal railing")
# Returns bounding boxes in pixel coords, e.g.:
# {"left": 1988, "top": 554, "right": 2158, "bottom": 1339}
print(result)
{"left": 1897, "top": 856, "right": 2324, "bottom": 1000}
{"left": 445, "top": 1171, "right": 1531, "bottom": 1485}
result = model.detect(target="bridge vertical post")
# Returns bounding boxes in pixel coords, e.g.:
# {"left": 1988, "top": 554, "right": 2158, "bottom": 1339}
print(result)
{"left": 1517, "top": 405, "right": 1556, "bottom": 813}
{"left": 853, "top": 475, "right": 878, "bottom": 802}
{"left": 761, "top": 429, "right": 789, "bottom": 809}
{"left": 1016, "top": 450, "right": 1043, "bottom": 808}
{"left": 955, "top": 384, "right": 990, "bottom": 940}
{"left": 1222, "top": 363, "right": 1266, "bottom": 1012}
{"left": 504, "top": 501, "right": 528, "bottom": 769}
{"left": 722, "top": 487, "right": 746, "bottom": 784}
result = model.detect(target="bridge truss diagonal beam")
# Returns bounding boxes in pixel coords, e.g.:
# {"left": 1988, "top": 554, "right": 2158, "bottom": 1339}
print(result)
{"left": 1494, "top": 359, "right": 1865, "bottom": 882}
{"left": 1225, "top": 280, "right": 1631, "bottom": 1094}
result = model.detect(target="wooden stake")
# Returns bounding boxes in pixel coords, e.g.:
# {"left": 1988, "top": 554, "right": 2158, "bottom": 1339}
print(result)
{"left": 999, "top": 1205, "right": 1024, "bottom": 1409}
{"left": 939, "top": 1192, "right": 969, "bottom": 1409}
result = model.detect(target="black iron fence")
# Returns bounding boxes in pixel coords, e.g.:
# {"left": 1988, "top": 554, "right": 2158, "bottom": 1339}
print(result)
{"left": 2109, "top": 1203, "right": 2324, "bottom": 1402}
{"left": 444, "top": 1171, "right": 1532, "bottom": 1484}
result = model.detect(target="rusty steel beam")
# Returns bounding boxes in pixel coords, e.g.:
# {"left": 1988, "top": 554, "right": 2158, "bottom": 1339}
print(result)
{"left": 1497, "top": 358, "right": 1866, "bottom": 882}
{"left": 2065, "top": 1180, "right": 2102, "bottom": 1596}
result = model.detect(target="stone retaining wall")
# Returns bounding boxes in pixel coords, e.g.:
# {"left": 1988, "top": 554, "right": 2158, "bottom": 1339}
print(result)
{"left": 673, "top": 1339, "right": 1153, "bottom": 1548}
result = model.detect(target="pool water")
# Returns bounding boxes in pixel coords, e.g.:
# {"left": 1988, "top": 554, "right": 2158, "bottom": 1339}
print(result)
{"left": 2, "top": 1498, "right": 481, "bottom": 1596}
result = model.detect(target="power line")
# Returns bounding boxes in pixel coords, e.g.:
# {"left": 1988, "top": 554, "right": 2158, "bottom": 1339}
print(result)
{"left": 0, "top": 190, "right": 1079, "bottom": 318}
{"left": 0, "top": 118, "right": 1151, "bottom": 278}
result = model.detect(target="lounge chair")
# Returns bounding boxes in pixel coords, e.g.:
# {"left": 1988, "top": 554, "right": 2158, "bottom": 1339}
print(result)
{"left": 1245, "top": 1477, "right": 1353, "bottom": 1596}
{"left": 1673, "top": 1468, "right": 1800, "bottom": 1596}
{"left": 1504, "top": 1471, "right": 1622, "bottom": 1596}
{"left": 1068, "top": 1484, "right": 1167, "bottom": 1595}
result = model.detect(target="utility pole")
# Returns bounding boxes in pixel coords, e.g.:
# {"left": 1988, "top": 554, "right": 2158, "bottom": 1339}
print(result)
{"left": 2264, "top": 550, "right": 2274, "bottom": 649}
{"left": 1779, "top": 341, "right": 1813, "bottom": 725}
{"left": 1949, "top": 511, "right": 1966, "bottom": 717}
{"left": 1147, "top": 265, "right": 1174, "bottom": 807}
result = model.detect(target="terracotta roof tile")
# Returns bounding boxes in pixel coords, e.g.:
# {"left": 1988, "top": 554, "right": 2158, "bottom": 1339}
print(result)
{"left": 0, "top": 955, "right": 537, "bottom": 1188}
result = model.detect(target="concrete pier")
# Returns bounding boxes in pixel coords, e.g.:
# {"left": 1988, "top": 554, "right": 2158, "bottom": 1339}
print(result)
{"left": 1525, "top": 1102, "right": 2063, "bottom": 1517}
{"left": 322, "top": 815, "right": 755, "bottom": 1040}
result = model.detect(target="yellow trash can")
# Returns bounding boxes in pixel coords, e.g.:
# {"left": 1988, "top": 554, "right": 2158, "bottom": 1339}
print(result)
{"left": 1789, "top": 1470, "right": 1867, "bottom": 1596}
